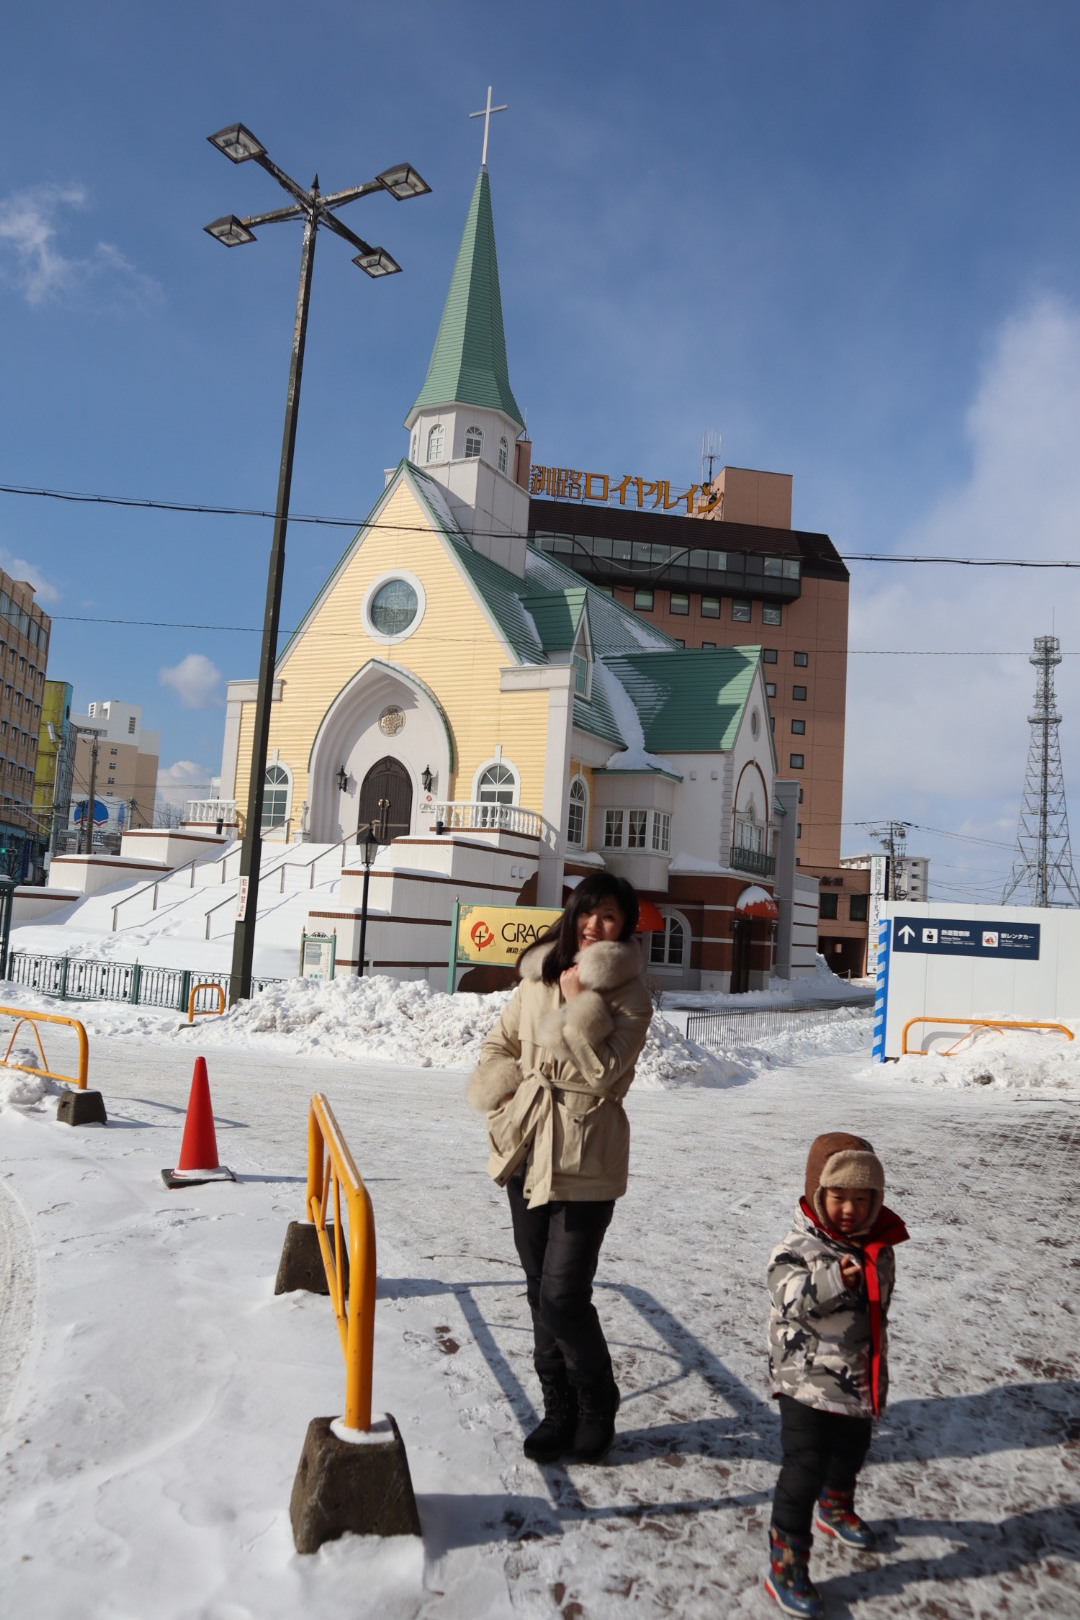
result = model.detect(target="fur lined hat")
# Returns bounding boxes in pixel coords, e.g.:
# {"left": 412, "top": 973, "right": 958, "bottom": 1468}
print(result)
{"left": 805, "top": 1131, "right": 885, "bottom": 1233}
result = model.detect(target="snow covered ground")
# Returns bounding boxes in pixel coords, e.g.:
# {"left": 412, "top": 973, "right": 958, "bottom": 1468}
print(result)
{"left": 1, "top": 975, "right": 1078, "bottom": 1618}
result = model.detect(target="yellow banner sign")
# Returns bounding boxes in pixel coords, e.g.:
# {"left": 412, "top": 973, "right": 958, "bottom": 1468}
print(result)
{"left": 530, "top": 465, "right": 722, "bottom": 515}
{"left": 456, "top": 904, "right": 562, "bottom": 967}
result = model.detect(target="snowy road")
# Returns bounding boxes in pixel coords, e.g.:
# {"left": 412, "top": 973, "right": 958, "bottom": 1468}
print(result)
{"left": 0, "top": 1028, "right": 1078, "bottom": 1618}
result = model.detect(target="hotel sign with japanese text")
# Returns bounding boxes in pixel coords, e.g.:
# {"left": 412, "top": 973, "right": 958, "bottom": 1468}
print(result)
{"left": 531, "top": 465, "right": 722, "bottom": 515}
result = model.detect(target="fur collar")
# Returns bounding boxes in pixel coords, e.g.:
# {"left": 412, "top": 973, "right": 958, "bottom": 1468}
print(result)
{"left": 518, "top": 937, "right": 643, "bottom": 990}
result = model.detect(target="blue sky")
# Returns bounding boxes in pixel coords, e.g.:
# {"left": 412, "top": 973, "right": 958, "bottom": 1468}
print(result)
{"left": 4, "top": 1, "right": 1080, "bottom": 899}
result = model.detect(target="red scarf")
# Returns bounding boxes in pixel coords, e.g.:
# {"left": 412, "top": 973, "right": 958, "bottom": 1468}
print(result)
{"left": 799, "top": 1197, "right": 909, "bottom": 1416}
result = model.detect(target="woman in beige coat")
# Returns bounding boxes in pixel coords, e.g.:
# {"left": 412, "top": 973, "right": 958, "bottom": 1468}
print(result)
{"left": 467, "top": 872, "right": 652, "bottom": 1464}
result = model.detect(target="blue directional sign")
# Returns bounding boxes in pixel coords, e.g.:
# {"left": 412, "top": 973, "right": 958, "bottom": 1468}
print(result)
{"left": 891, "top": 917, "right": 1040, "bottom": 961}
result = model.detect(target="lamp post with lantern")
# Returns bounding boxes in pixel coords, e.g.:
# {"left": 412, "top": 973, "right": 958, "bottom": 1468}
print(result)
{"left": 203, "top": 124, "right": 430, "bottom": 1003}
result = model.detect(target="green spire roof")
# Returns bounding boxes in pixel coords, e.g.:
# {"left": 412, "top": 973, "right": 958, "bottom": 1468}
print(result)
{"left": 407, "top": 169, "right": 524, "bottom": 429}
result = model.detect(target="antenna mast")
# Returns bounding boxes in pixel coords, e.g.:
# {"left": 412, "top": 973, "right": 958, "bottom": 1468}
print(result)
{"left": 700, "top": 429, "right": 722, "bottom": 489}
{"left": 1002, "top": 634, "right": 1080, "bottom": 907}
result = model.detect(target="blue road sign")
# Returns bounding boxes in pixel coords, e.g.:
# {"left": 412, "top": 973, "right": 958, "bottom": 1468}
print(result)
{"left": 891, "top": 917, "right": 1040, "bottom": 961}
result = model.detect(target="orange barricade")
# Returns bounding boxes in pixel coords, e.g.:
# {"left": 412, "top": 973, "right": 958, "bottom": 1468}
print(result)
{"left": 0, "top": 1005, "right": 89, "bottom": 1089}
{"left": 305, "top": 1093, "right": 377, "bottom": 1432}
{"left": 187, "top": 982, "right": 227, "bottom": 1022}
{"left": 901, "top": 1015, "right": 1074, "bottom": 1056}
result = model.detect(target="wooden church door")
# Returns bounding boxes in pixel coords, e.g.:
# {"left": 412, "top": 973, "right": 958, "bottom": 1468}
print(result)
{"left": 358, "top": 757, "right": 412, "bottom": 843}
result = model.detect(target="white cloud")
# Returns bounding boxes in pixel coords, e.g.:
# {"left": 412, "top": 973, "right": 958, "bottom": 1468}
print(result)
{"left": 844, "top": 295, "right": 1080, "bottom": 896}
{"left": 156, "top": 760, "right": 214, "bottom": 812}
{"left": 0, "top": 550, "right": 59, "bottom": 604}
{"left": 159, "top": 654, "right": 222, "bottom": 710}
{"left": 0, "top": 183, "right": 162, "bottom": 307}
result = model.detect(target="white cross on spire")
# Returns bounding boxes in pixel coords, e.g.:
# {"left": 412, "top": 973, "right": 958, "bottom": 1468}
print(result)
{"left": 469, "top": 86, "right": 508, "bottom": 168}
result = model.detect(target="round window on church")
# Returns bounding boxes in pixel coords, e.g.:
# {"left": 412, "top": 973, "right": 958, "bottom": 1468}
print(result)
{"left": 369, "top": 578, "right": 419, "bottom": 637}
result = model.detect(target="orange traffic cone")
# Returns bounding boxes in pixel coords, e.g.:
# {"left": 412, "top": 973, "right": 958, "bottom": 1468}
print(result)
{"left": 161, "top": 1056, "right": 236, "bottom": 1188}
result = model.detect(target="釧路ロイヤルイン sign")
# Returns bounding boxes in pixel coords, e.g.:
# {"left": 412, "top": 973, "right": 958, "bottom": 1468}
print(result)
{"left": 891, "top": 918, "right": 1040, "bottom": 961}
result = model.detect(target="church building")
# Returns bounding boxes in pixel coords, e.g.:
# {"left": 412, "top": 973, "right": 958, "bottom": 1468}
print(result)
{"left": 215, "top": 158, "right": 801, "bottom": 991}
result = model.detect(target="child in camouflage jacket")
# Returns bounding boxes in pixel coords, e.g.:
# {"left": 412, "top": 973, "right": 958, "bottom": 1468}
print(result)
{"left": 763, "top": 1132, "right": 909, "bottom": 1618}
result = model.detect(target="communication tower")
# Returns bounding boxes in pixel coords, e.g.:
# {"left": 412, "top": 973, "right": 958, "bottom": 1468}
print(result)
{"left": 1002, "top": 634, "right": 1080, "bottom": 907}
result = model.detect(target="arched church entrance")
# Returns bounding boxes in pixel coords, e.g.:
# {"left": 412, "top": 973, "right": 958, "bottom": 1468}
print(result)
{"left": 358, "top": 757, "right": 412, "bottom": 843}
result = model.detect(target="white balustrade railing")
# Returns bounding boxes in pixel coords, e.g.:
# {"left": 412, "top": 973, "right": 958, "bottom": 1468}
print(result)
{"left": 432, "top": 801, "right": 541, "bottom": 837}
{"left": 183, "top": 799, "right": 238, "bottom": 825}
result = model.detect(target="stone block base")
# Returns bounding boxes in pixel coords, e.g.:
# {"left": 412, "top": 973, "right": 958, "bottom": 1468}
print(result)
{"left": 290, "top": 1413, "right": 420, "bottom": 1551}
{"left": 275, "top": 1220, "right": 334, "bottom": 1295}
{"left": 57, "top": 1089, "right": 107, "bottom": 1126}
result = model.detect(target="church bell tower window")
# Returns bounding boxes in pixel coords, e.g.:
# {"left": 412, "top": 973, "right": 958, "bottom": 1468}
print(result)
{"left": 427, "top": 423, "right": 445, "bottom": 463}
{"left": 465, "top": 426, "right": 483, "bottom": 459}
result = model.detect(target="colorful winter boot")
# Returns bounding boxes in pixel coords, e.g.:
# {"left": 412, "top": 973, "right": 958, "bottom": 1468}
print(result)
{"left": 815, "top": 1486, "right": 878, "bottom": 1550}
{"left": 523, "top": 1372, "right": 578, "bottom": 1463}
{"left": 764, "top": 1525, "right": 824, "bottom": 1618}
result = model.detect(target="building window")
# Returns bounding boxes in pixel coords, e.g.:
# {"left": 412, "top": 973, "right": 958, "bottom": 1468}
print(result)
{"left": 790, "top": 753, "right": 805, "bottom": 769}
{"left": 701, "top": 596, "right": 720, "bottom": 618}
{"left": 791, "top": 718, "right": 806, "bottom": 735}
{"left": 649, "top": 914, "right": 685, "bottom": 967}
{"left": 262, "top": 764, "right": 290, "bottom": 831}
{"left": 410, "top": 433, "right": 418, "bottom": 460}
{"left": 427, "top": 423, "right": 445, "bottom": 463}
{"left": 792, "top": 685, "right": 807, "bottom": 701}
{"left": 674, "top": 638, "right": 685, "bottom": 648}
{"left": 794, "top": 651, "right": 809, "bottom": 667}
{"left": 567, "top": 776, "right": 588, "bottom": 848}
{"left": 127, "top": 716, "right": 136, "bottom": 734}
{"left": 849, "top": 893, "right": 869, "bottom": 922}
{"left": 670, "top": 592, "right": 689, "bottom": 616}
{"left": 498, "top": 436, "right": 509, "bottom": 473}
{"left": 731, "top": 599, "right": 751, "bottom": 622}
{"left": 477, "top": 763, "right": 516, "bottom": 804}
{"left": 797, "top": 823, "right": 802, "bottom": 838}
{"left": 369, "top": 578, "right": 419, "bottom": 636}
{"left": 819, "top": 892, "right": 838, "bottom": 919}
{"left": 107, "top": 776, "right": 115, "bottom": 785}
{"left": 604, "top": 809, "right": 624, "bottom": 847}
{"left": 465, "top": 426, "right": 483, "bottom": 459}
{"left": 762, "top": 603, "right": 782, "bottom": 626}
{"left": 770, "top": 716, "right": 775, "bottom": 732}
{"left": 634, "top": 588, "right": 654, "bottom": 611}
{"left": 799, "top": 788, "right": 803, "bottom": 803}
{"left": 765, "top": 682, "right": 776, "bottom": 698}
{"left": 763, "top": 648, "right": 778, "bottom": 664}
{"left": 603, "top": 807, "right": 669, "bottom": 852}
{"left": 702, "top": 641, "right": 716, "bottom": 649}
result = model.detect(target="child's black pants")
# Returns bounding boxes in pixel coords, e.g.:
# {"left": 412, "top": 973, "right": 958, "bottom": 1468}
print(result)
{"left": 772, "top": 1394, "right": 873, "bottom": 1536}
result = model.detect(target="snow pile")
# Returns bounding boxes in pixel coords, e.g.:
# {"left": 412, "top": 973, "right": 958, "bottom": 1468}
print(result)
{"left": 0, "top": 1047, "right": 64, "bottom": 1110}
{"left": 185, "top": 973, "right": 737, "bottom": 1089}
{"left": 888, "top": 1024, "right": 1080, "bottom": 1091}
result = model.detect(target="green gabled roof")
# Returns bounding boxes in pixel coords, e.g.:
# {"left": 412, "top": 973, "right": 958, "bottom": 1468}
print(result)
{"left": 407, "top": 169, "right": 524, "bottom": 429}
{"left": 601, "top": 646, "right": 762, "bottom": 753}
{"left": 523, "top": 546, "right": 680, "bottom": 655}
{"left": 520, "top": 587, "right": 588, "bottom": 652}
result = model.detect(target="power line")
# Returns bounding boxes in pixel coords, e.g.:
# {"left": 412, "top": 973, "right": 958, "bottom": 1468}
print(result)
{"left": 6, "top": 478, "right": 1080, "bottom": 569}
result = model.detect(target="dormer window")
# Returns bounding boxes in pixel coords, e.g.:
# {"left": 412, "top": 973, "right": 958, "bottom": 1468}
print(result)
{"left": 571, "top": 619, "right": 592, "bottom": 698}
{"left": 498, "top": 436, "right": 509, "bottom": 473}
{"left": 427, "top": 424, "right": 445, "bottom": 463}
{"left": 465, "top": 426, "right": 483, "bottom": 459}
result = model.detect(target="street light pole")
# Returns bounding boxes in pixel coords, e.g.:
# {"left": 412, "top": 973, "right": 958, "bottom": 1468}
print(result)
{"left": 204, "top": 125, "right": 430, "bottom": 1004}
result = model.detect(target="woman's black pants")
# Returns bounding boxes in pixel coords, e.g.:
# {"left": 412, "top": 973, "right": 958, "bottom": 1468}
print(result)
{"left": 506, "top": 1172, "right": 615, "bottom": 1386}
{"left": 772, "top": 1395, "right": 873, "bottom": 1536}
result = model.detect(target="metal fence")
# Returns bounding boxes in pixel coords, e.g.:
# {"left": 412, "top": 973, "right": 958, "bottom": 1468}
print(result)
{"left": 685, "top": 1001, "right": 873, "bottom": 1052}
{"left": 6, "top": 951, "right": 284, "bottom": 1013}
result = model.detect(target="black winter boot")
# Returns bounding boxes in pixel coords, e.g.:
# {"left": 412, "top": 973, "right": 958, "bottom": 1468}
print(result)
{"left": 569, "top": 1374, "right": 621, "bottom": 1462}
{"left": 523, "top": 1372, "right": 578, "bottom": 1462}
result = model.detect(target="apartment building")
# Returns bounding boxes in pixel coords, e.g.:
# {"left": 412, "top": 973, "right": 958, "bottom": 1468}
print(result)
{"left": 0, "top": 570, "right": 51, "bottom": 877}
{"left": 69, "top": 700, "right": 160, "bottom": 833}
{"left": 528, "top": 465, "right": 849, "bottom": 872}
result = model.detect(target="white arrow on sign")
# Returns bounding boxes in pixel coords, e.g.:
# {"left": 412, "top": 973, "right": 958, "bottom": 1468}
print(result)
{"left": 897, "top": 925, "right": 916, "bottom": 943}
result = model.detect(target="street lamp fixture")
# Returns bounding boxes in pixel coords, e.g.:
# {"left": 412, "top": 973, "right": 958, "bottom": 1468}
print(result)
{"left": 336, "top": 766, "right": 349, "bottom": 793}
{"left": 356, "top": 821, "right": 380, "bottom": 978}
{"left": 421, "top": 765, "right": 433, "bottom": 793}
{"left": 205, "top": 123, "right": 430, "bottom": 1004}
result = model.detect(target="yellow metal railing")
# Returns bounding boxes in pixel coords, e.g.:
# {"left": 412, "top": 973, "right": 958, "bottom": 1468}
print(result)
{"left": 901, "top": 1015, "right": 1075, "bottom": 1056}
{"left": 0, "top": 1005, "right": 89, "bottom": 1089}
{"left": 305, "top": 1093, "right": 377, "bottom": 1432}
{"left": 187, "top": 981, "right": 227, "bottom": 1022}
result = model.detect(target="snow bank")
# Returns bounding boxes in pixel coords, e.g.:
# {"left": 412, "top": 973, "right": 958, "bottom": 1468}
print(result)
{"left": 885, "top": 1024, "right": 1080, "bottom": 1092}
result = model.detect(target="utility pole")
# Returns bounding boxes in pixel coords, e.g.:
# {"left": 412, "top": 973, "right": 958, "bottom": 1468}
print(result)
{"left": 868, "top": 820, "right": 911, "bottom": 901}
{"left": 82, "top": 734, "right": 99, "bottom": 856}
{"left": 1002, "top": 634, "right": 1080, "bottom": 906}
